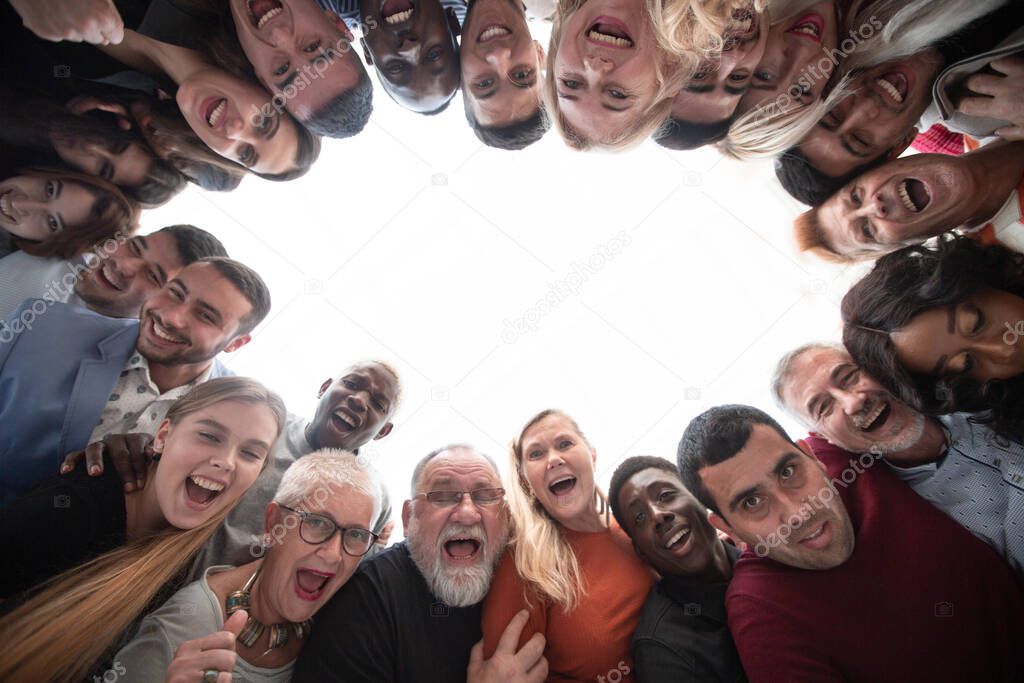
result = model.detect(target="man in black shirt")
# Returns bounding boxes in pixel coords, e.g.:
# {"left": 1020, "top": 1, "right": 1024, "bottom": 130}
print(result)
{"left": 293, "top": 444, "right": 547, "bottom": 683}
{"left": 610, "top": 456, "right": 746, "bottom": 683}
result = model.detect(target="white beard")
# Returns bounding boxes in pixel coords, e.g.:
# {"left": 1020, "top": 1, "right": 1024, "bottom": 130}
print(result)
{"left": 872, "top": 410, "right": 927, "bottom": 454}
{"left": 407, "top": 518, "right": 509, "bottom": 608}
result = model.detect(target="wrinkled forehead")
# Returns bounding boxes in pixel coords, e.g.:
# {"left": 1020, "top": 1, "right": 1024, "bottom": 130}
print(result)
{"left": 782, "top": 347, "right": 850, "bottom": 412}
{"left": 419, "top": 451, "right": 500, "bottom": 491}
{"left": 340, "top": 362, "right": 398, "bottom": 394}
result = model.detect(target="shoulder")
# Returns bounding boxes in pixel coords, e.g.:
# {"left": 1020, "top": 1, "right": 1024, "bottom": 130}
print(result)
{"left": 632, "top": 582, "right": 672, "bottom": 641}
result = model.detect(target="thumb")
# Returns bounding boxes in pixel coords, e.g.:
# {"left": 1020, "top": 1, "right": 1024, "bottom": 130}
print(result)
{"left": 223, "top": 609, "right": 249, "bottom": 637}
{"left": 468, "top": 639, "right": 484, "bottom": 667}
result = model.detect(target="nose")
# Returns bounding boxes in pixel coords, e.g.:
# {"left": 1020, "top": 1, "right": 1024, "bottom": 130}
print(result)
{"left": 209, "top": 447, "right": 238, "bottom": 474}
{"left": 268, "top": 25, "right": 289, "bottom": 46}
{"left": 545, "top": 451, "right": 565, "bottom": 469}
{"left": 11, "top": 197, "right": 46, "bottom": 213}
{"left": 225, "top": 114, "right": 246, "bottom": 138}
{"left": 849, "top": 91, "right": 879, "bottom": 123}
{"left": 976, "top": 336, "right": 1017, "bottom": 363}
{"left": 157, "top": 299, "right": 188, "bottom": 328}
{"left": 837, "top": 389, "right": 865, "bottom": 416}
{"left": 346, "top": 391, "right": 367, "bottom": 414}
{"left": 485, "top": 46, "right": 512, "bottom": 67}
{"left": 776, "top": 494, "right": 808, "bottom": 529}
{"left": 396, "top": 31, "right": 418, "bottom": 49}
{"left": 652, "top": 505, "right": 674, "bottom": 530}
{"left": 449, "top": 493, "right": 483, "bottom": 524}
{"left": 317, "top": 531, "right": 345, "bottom": 563}
{"left": 865, "top": 191, "right": 888, "bottom": 218}
{"left": 583, "top": 54, "right": 614, "bottom": 74}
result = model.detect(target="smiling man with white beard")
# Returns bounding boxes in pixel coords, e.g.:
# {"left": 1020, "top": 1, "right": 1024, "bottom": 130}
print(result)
{"left": 293, "top": 444, "right": 548, "bottom": 683}
{"left": 774, "top": 342, "right": 1024, "bottom": 573}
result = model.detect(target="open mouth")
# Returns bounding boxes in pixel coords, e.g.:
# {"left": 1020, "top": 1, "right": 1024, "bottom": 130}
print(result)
{"left": 587, "top": 16, "right": 634, "bottom": 49}
{"left": 247, "top": 0, "right": 284, "bottom": 29}
{"left": 147, "top": 316, "right": 188, "bottom": 347}
{"left": 381, "top": 0, "right": 414, "bottom": 25}
{"left": 443, "top": 537, "right": 482, "bottom": 561}
{"left": 874, "top": 71, "right": 907, "bottom": 106}
{"left": 854, "top": 399, "right": 890, "bottom": 432}
{"left": 478, "top": 24, "right": 511, "bottom": 42}
{"left": 330, "top": 407, "right": 359, "bottom": 433}
{"left": 786, "top": 12, "right": 823, "bottom": 43}
{"left": 548, "top": 475, "right": 577, "bottom": 496}
{"left": 897, "top": 178, "right": 930, "bottom": 212}
{"left": 97, "top": 262, "right": 125, "bottom": 291}
{"left": 663, "top": 525, "right": 692, "bottom": 551}
{"left": 185, "top": 474, "right": 225, "bottom": 507}
{"left": 797, "top": 520, "right": 830, "bottom": 548}
{"left": 295, "top": 568, "right": 334, "bottom": 601}
{"left": 0, "top": 189, "right": 17, "bottom": 222}
{"left": 202, "top": 97, "right": 228, "bottom": 129}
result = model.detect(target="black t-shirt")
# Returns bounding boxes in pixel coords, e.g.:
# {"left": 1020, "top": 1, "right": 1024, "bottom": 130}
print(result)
{"left": 293, "top": 542, "right": 482, "bottom": 683}
{"left": 632, "top": 543, "right": 746, "bottom": 683}
{"left": 0, "top": 457, "right": 126, "bottom": 598}
{"left": 936, "top": 1, "right": 1024, "bottom": 67}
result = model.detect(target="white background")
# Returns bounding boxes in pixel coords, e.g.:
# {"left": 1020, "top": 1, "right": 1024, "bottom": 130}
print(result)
{"left": 143, "top": 18, "right": 871, "bottom": 534}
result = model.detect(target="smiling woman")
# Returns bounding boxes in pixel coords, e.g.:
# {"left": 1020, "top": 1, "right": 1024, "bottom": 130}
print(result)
{"left": 841, "top": 236, "right": 1024, "bottom": 440}
{"left": 0, "top": 376, "right": 286, "bottom": 682}
{"left": 0, "top": 167, "right": 139, "bottom": 259}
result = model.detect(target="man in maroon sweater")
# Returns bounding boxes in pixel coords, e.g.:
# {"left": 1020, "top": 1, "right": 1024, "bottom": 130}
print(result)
{"left": 676, "top": 404, "right": 1024, "bottom": 683}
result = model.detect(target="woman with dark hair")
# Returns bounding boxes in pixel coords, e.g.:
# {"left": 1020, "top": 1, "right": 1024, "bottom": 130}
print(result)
{"left": 1, "top": 85, "right": 186, "bottom": 208}
{"left": 94, "top": 28, "right": 321, "bottom": 181}
{"left": 0, "top": 166, "right": 139, "bottom": 259}
{"left": 841, "top": 235, "right": 1024, "bottom": 440}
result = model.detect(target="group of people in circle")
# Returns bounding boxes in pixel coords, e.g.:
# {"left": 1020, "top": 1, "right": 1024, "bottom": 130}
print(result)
{"left": 1, "top": 0, "right": 1023, "bottom": 682}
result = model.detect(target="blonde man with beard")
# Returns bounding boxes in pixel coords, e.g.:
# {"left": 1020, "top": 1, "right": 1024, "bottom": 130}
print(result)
{"left": 772, "top": 342, "right": 1024, "bottom": 573}
{"left": 293, "top": 444, "right": 548, "bottom": 683}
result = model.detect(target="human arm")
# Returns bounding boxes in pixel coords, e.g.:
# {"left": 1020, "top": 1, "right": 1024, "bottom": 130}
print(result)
{"left": 7, "top": 0, "right": 124, "bottom": 44}
{"left": 61, "top": 432, "right": 154, "bottom": 493}
{"left": 959, "top": 54, "right": 1024, "bottom": 141}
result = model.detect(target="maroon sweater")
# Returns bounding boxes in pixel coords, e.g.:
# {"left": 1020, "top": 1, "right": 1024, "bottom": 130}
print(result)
{"left": 725, "top": 435, "right": 1024, "bottom": 683}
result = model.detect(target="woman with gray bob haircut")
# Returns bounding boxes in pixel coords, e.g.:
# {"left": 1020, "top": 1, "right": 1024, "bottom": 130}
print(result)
{"left": 114, "top": 450, "right": 384, "bottom": 683}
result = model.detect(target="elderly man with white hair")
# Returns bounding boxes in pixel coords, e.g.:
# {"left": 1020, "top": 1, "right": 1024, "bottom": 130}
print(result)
{"left": 113, "top": 450, "right": 385, "bottom": 682}
{"left": 293, "top": 443, "right": 549, "bottom": 683}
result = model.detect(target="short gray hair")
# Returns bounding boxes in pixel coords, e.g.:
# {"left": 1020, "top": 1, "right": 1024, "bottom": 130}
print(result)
{"left": 274, "top": 449, "right": 384, "bottom": 522}
{"left": 771, "top": 342, "right": 845, "bottom": 417}
{"left": 409, "top": 444, "right": 500, "bottom": 498}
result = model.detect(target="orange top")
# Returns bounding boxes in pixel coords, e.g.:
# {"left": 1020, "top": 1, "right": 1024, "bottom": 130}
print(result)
{"left": 481, "top": 520, "right": 655, "bottom": 682}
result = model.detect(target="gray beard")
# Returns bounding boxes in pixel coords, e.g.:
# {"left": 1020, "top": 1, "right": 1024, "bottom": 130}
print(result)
{"left": 406, "top": 518, "right": 509, "bottom": 608}
{"left": 871, "top": 411, "right": 927, "bottom": 454}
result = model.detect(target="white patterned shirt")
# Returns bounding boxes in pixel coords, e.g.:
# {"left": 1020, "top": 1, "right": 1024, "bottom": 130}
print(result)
{"left": 887, "top": 413, "right": 1023, "bottom": 574}
{"left": 89, "top": 352, "right": 212, "bottom": 443}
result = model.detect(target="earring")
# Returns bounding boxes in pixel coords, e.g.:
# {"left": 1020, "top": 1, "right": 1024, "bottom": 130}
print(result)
{"left": 150, "top": 450, "right": 162, "bottom": 463}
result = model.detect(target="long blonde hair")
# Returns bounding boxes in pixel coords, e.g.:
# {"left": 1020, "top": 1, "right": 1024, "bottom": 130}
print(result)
{"left": 0, "top": 377, "right": 286, "bottom": 683}
{"left": 651, "top": 0, "right": 765, "bottom": 71}
{"left": 506, "top": 409, "right": 608, "bottom": 612}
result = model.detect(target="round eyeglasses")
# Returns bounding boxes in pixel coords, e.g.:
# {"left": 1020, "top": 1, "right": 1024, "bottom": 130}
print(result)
{"left": 412, "top": 487, "right": 506, "bottom": 507}
{"left": 280, "top": 505, "right": 379, "bottom": 557}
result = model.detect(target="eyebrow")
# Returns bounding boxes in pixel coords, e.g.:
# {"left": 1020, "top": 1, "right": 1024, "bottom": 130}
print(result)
{"left": 727, "top": 452, "right": 798, "bottom": 512}
{"left": 685, "top": 84, "right": 715, "bottom": 93}
{"left": 195, "top": 418, "right": 227, "bottom": 432}
{"left": 195, "top": 298, "right": 224, "bottom": 325}
{"left": 264, "top": 112, "right": 281, "bottom": 140}
{"left": 279, "top": 70, "right": 299, "bottom": 90}
{"left": 946, "top": 304, "right": 957, "bottom": 334}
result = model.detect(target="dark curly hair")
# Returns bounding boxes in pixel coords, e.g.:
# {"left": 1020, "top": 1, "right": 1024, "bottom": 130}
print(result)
{"left": 841, "top": 236, "right": 1024, "bottom": 440}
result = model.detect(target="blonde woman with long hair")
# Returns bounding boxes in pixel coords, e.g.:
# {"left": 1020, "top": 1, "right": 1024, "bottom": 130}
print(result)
{"left": 0, "top": 376, "right": 286, "bottom": 683}
{"left": 481, "top": 409, "right": 654, "bottom": 681}
{"left": 544, "top": 0, "right": 751, "bottom": 150}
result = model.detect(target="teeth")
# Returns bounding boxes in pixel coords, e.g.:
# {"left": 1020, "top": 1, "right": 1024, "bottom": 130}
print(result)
{"left": 190, "top": 475, "right": 224, "bottom": 492}
{"left": 333, "top": 411, "right": 356, "bottom": 429}
{"left": 856, "top": 401, "right": 885, "bottom": 430}
{"left": 153, "top": 319, "right": 184, "bottom": 343}
{"left": 665, "top": 527, "right": 690, "bottom": 549}
{"left": 803, "top": 524, "right": 824, "bottom": 541}
{"left": 207, "top": 100, "right": 226, "bottom": 127}
{"left": 101, "top": 263, "right": 122, "bottom": 290}
{"left": 0, "top": 190, "right": 14, "bottom": 220}
{"left": 384, "top": 8, "right": 413, "bottom": 24}
{"left": 257, "top": 6, "right": 282, "bottom": 28}
{"left": 898, "top": 181, "right": 916, "bottom": 211}
{"left": 479, "top": 26, "right": 510, "bottom": 40}
{"left": 550, "top": 475, "right": 574, "bottom": 486}
{"left": 791, "top": 23, "right": 819, "bottom": 37}
{"left": 875, "top": 77, "right": 903, "bottom": 104}
{"left": 588, "top": 30, "right": 631, "bottom": 47}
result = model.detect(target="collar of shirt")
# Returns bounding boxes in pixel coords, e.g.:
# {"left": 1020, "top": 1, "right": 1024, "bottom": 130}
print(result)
{"left": 658, "top": 542, "right": 739, "bottom": 624}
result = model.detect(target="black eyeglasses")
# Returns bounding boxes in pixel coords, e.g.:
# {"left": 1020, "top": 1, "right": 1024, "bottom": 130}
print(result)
{"left": 412, "top": 487, "right": 506, "bottom": 508}
{"left": 280, "top": 505, "right": 379, "bottom": 557}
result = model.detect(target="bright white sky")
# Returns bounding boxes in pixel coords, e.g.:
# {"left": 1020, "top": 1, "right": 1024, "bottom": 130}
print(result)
{"left": 143, "top": 18, "right": 872, "bottom": 533}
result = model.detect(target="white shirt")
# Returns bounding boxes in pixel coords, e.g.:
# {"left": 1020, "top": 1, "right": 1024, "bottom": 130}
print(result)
{"left": 89, "top": 352, "right": 212, "bottom": 442}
